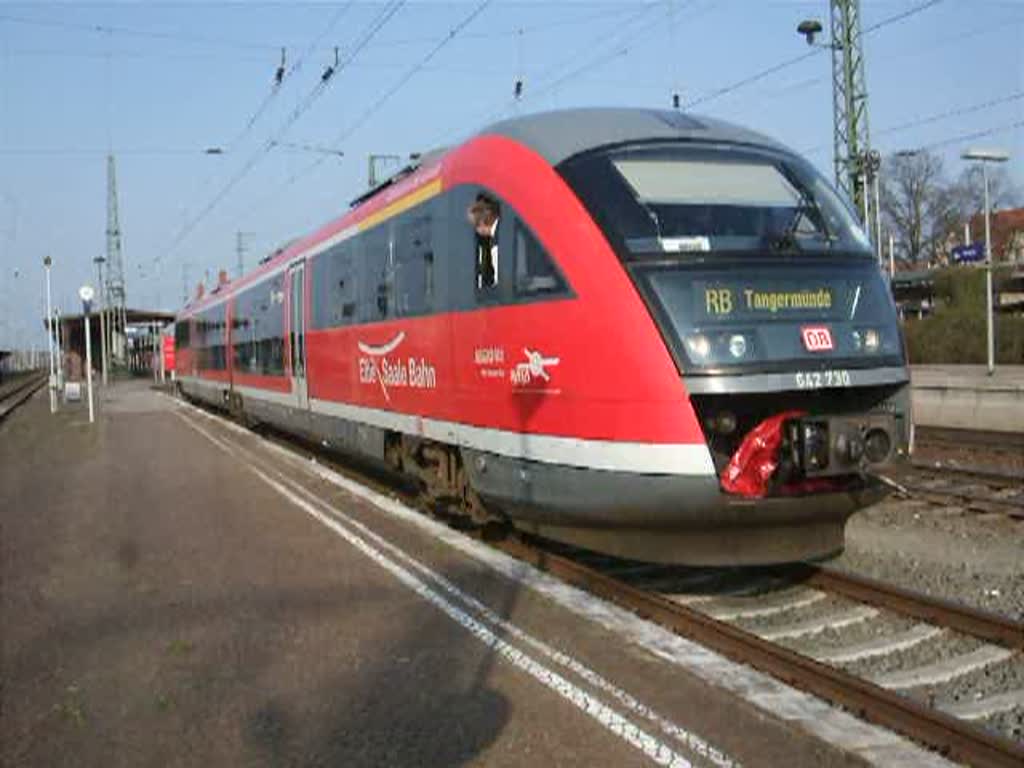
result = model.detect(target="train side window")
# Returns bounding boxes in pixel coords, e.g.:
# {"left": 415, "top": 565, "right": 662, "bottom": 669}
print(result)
{"left": 174, "top": 320, "right": 190, "bottom": 349}
{"left": 362, "top": 226, "right": 391, "bottom": 319}
{"left": 198, "top": 308, "right": 227, "bottom": 371}
{"left": 396, "top": 212, "right": 432, "bottom": 316}
{"left": 468, "top": 193, "right": 501, "bottom": 293}
{"left": 515, "top": 221, "right": 566, "bottom": 296}
{"left": 263, "top": 275, "right": 286, "bottom": 375}
{"left": 315, "top": 243, "right": 357, "bottom": 327}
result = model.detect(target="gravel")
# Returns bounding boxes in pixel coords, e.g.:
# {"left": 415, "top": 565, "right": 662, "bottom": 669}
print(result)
{"left": 830, "top": 496, "right": 1024, "bottom": 620}
{"left": 731, "top": 596, "right": 854, "bottom": 633}
{"left": 913, "top": 442, "right": 1024, "bottom": 477}
{"left": 932, "top": 654, "right": 1024, "bottom": 705}
{"left": 984, "top": 707, "right": 1024, "bottom": 744}
{"left": 785, "top": 615, "right": 921, "bottom": 655}
{"left": 843, "top": 633, "right": 981, "bottom": 678}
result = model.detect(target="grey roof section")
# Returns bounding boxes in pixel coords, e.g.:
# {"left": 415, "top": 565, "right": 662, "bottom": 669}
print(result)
{"left": 480, "top": 107, "right": 792, "bottom": 166}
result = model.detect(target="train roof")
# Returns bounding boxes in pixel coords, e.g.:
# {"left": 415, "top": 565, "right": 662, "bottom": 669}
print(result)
{"left": 480, "top": 107, "right": 788, "bottom": 166}
{"left": 179, "top": 108, "right": 792, "bottom": 318}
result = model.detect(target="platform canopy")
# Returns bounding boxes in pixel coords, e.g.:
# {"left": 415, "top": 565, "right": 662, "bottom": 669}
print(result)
{"left": 44, "top": 308, "right": 176, "bottom": 375}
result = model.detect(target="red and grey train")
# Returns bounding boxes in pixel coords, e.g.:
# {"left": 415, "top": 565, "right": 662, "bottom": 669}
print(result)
{"left": 175, "top": 108, "right": 910, "bottom": 565}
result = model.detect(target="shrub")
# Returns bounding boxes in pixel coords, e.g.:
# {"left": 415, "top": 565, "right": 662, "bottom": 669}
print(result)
{"left": 902, "top": 267, "right": 1024, "bottom": 364}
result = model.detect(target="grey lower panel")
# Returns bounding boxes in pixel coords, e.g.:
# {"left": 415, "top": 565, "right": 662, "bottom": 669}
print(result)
{"left": 214, "top": 384, "right": 889, "bottom": 565}
{"left": 307, "top": 410, "right": 386, "bottom": 461}
{"left": 235, "top": 391, "right": 387, "bottom": 464}
{"left": 180, "top": 377, "right": 226, "bottom": 408}
{"left": 519, "top": 521, "right": 849, "bottom": 566}
{"left": 463, "top": 447, "right": 884, "bottom": 528}
{"left": 463, "top": 446, "right": 888, "bottom": 565}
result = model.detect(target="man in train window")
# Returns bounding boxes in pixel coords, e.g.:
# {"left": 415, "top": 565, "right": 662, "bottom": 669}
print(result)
{"left": 469, "top": 193, "right": 500, "bottom": 289}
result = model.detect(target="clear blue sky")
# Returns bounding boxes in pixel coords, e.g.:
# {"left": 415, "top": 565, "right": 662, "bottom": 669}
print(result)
{"left": 1, "top": 0, "right": 1022, "bottom": 348}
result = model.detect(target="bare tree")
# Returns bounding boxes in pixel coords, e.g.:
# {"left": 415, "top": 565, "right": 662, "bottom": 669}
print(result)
{"left": 948, "top": 164, "right": 1020, "bottom": 224}
{"left": 880, "top": 151, "right": 958, "bottom": 264}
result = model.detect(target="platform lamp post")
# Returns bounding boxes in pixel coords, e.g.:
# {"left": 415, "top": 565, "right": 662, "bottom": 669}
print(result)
{"left": 43, "top": 255, "right": 56, "bottom": 413}
{"left": 55, "top": 307, "right": 64, "bottom": 392}
{"left": 961, "top": 148, "right": 1009, "bottom": 376}
{"left": 79, "top": 284, "right": 95, "bottom": 424}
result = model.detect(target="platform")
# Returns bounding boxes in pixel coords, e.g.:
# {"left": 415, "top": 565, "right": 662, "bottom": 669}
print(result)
{"left": 0, "top": 381, "right": 954, "bottom": 767}
{"left": 911, "top": 365, "right": 1024, "bottom": 433}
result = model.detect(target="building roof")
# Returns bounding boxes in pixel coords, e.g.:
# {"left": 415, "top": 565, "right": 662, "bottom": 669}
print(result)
{"left": 968, "top": 206, "right": 1024, "bottom": 260}
{"left": 480, "top": 107, "right": 790, "bottom": 166}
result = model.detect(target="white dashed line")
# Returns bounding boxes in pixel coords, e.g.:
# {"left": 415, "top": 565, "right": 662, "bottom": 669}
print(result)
{"left": 177, "top": 412, "right": 724, "bottom": 768}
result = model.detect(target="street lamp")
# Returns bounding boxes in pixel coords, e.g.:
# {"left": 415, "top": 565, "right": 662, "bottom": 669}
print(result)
{"left": 961, "top": 147, "right": 1009, "bottom": 376}
{"left": 43, "top": 255, "right": 56, "bottom": 412}
{"left": 796, "top": 19, "right": 824, "bottom": 46}
{"left": 79, "top": 284, "right": 95, "bottom": 424}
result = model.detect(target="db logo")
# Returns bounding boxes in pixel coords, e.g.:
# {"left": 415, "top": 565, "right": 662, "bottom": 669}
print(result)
{"left": 801, "top": 326, "right": 834, "bottom": 352}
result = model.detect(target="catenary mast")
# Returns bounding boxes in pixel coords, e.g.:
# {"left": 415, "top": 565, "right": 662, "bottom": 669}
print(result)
{"left": 105, "top": 154, "right": 127, "bottom": 362}
{"left": 829, "top": 0, "right": 873, "bottom": 222}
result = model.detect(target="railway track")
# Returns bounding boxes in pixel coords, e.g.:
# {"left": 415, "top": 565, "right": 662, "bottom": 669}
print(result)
{"left": 498, "top": 538, "right": 1024, "bottom": 768}
{"left": 0, "top": 371, "right": 47, "bottom": 424}
{"left": 179, "top": 393, "right": 1024, "bottom": 767}
{"left": 916, "top": 426, "right": 1024, "bottom": 459}
{"left": 885, "top": 460, "right": 1024, "bottom": 519}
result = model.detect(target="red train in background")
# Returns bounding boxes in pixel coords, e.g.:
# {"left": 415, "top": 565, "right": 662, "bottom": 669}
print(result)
{"left": 175, "top": 108, "right": 911, "bottom": 565}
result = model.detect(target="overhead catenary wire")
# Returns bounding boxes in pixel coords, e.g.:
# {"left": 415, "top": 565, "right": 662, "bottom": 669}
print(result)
{"left": 876, "top": 91, "right": 1023, "bottom": 140}
{"left": 156, "top": 0, "right": 407, "bottom": 268}
{"left": 430, "top": 0, "right": 675, "bottom": 150}
{"left": 711, "top": 11, "right": 1024, "bottom": 124}
{"left": 0, "top": 3, "right": 643, "bottom": 59}
{"left": 0, "top": 11, "right": 278, "bottom": 52}
{"left": 244, "top": 0, "right": 495, "bottom": 216}
{"left": 915, "top": 119, "right": 1024, "bottom": 153}
{"left": 330, "top": 0, "right": 493, "bottom": 145}
{"left": 685, "top": 0, "right": 947, "bottom": 110}
{"left": 801, "top": 90, "right": 1024, "bottom": 155}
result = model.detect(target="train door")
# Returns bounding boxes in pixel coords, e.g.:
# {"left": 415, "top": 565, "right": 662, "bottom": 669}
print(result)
{"left": 288, "top": 262, "right": 309, "bottom": 409}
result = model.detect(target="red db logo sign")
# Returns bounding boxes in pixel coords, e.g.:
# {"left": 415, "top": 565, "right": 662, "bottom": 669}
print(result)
{"left": 801, "top": 326, "right": 834, "bottom": 352}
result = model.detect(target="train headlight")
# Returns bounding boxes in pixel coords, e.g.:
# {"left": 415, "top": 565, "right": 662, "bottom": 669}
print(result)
{"left": 864, "top": 428, "right": 892, "bottom": 463}
{"left": 728, "top": 334, "right": 747, "bottom": 358}
{"left": 685, "top": 334, "right": 711, "bottom": 360}
{"left": 854, "top": 328, "right": 881, "bottom": 352}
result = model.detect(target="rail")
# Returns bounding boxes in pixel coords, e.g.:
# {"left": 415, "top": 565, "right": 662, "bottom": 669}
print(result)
{"left": 783, "top": 564, "right": 1023, "bottom": 650}
{"left": 496, "top": 537, "right": 1024, "bottom": 768}
{"left": 0, "top": 371, "right": 48, "bottom": 423}
{"left": 179, "top": 393, "right": 1024, "bottom": 767}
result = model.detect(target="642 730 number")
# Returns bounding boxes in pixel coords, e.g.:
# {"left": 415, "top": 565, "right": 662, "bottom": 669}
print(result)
{"left": 794, "top": 369, "right": 851, "bottom": 389}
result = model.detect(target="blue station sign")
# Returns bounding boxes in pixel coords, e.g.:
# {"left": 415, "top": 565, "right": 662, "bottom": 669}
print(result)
{"left": 951, "top": 242, "right": 985, "bottom": 263}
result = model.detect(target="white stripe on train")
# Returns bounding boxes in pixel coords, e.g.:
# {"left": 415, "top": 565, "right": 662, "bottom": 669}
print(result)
{"left": 182, "top": 377, "right": 716, "bottom": 476}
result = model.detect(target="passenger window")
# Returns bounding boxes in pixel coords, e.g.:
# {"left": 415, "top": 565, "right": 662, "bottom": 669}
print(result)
{"left": 515, "top": 222, "right": 565, "bottom": 296}
{"left": 468, "top": 193, "right": 501, "bottom": 291}
{"left": 396, "top": 213, "right": 432, "bottom": 316}
{"left": 333, "top": 249, "right": 357, "bottom": 325}
{"left": 362, "top": 227, "right": 391, "bottom": 319}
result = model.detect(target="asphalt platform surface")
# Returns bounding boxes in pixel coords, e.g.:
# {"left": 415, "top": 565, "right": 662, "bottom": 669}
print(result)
{"left": 1, "top": 380, "right": 942, "bottom": 767}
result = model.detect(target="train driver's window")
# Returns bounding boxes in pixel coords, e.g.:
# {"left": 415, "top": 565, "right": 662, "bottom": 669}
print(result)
{"left": 468, "top": 193, "right": 501, "bottom": 291}
{"left": 515, "top": 222, "right": 565, "bottom": 296}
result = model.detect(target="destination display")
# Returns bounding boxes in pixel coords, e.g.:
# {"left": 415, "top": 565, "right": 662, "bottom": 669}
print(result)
{"left": 694, "top": 280, "right": 853, "bottom": 322}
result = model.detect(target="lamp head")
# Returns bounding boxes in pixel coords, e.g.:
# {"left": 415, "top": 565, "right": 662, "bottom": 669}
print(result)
{"left": 797, "top": 19, "right": 823, "bottom": 46}
{"left": 961, "top": 147, "right": 1009, "bottom": 163}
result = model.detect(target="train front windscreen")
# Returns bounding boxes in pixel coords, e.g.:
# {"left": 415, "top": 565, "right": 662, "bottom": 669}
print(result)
{"left": 559, "top": 142, "right": 905, "bottom": 373}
